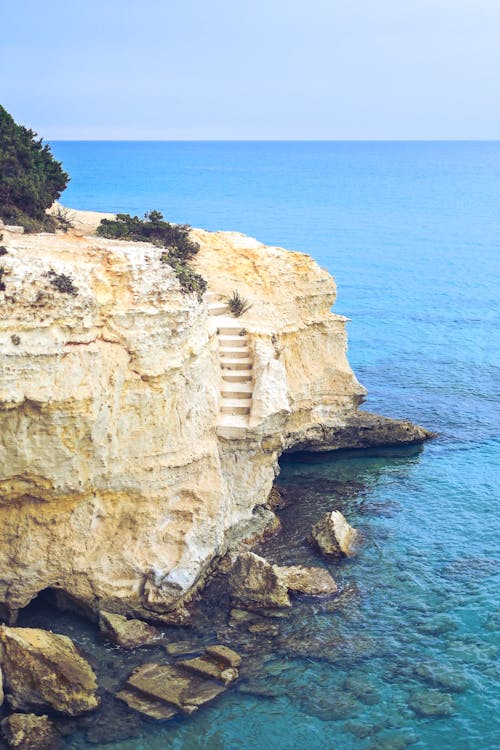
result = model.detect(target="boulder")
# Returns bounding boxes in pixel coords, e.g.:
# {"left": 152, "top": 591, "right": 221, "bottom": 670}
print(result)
{"left": 277, "top": 565, "right": 338, "bottom": 596}
{"left": 228, "top": 552, "right": 291, "bottom": 609}
{"left": 0, "top": 713, "right": 61, "bottom": 750}
{"left": 309, "top": 510, "right": 359, "bottom": 558}
{"left": 0, "top": 626, "right": 99, "bottom": 716}
{"left": 178, "top": 656, "right": 238, "bottom": 686}
{"left": 98, "top": 611, "right": 159, "bottom": 649}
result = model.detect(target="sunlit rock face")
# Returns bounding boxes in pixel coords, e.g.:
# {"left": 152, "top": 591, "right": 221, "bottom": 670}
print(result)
{"left": 0, "top": 213, "right": 423, "bottom": 623}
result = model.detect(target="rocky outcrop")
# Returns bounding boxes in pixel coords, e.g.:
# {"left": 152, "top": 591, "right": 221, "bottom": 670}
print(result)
{"left": 0, "top": 211, "right": 432, "bottom": 623}
{"left": 98, "top": 611, "right": 159, "bottom": 649}
{"left": 0, "top": 713, "right": 61, "bottom": 750}
{"left": 228, "top": 552, "right": 337, "bottom": 608}
{"left": 309, "top": 511, "right": 360, "bottom": 558}
{"left": 0, "top": 626, "right": 98, "bottom": 716}
{"left": 116, "top": 646, "right": 241, "bottom": 720}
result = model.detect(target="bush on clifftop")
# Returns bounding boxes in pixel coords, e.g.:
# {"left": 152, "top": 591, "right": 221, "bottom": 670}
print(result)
{"left": 96, "top": 211, "right": 207, "bottom": 300}
{"left": 0, "top": 105, "right": 69, "bottom": 231}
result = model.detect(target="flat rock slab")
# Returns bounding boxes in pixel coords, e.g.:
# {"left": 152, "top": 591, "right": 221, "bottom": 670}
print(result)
{"left": 277, "top": 565, "right": 338, "bottom": 596}
{"left": 205, "top": 645, "right": 242, "bottom": 668}
{"left": 179, "top": 656, "right": 238, "bottom": 685}
{"left": 117, "top": 663, "right": 226, "bottom": 718}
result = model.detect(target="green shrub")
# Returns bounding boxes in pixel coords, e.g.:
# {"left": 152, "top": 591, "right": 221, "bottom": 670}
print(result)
{"left": 0, "top": 105, "right": 69, "bottom": 232}
{"left": 47, "top": 269, "right": 78, "bottom": 296}
{"left": 97, "top": 211, "right": 206, "bottom": 299}
{"left": 226, "top": 290, "right": 252, "bottom": 317}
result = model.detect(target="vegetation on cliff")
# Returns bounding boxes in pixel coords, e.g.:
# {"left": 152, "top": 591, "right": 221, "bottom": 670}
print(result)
{"left": 96, "top": 211, "right": 207, "bottom": 299}
{"left": 0, "top": 105, "right": 69, "bottom": 232}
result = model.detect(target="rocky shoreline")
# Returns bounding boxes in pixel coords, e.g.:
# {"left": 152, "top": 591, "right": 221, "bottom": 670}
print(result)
{"left": 0, "top": 211, "right": 435, "bottom": 747}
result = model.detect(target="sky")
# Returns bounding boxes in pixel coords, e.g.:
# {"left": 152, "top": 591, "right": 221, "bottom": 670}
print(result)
{"left": 1, "top": 0, "right": 499, "bottom": 140}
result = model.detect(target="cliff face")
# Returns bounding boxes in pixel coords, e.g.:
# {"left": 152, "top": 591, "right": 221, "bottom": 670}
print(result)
{"left": 0, "top": 214, "right": 428, "bottom": 622}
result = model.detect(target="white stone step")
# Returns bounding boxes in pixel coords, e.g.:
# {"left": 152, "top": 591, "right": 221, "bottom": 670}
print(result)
{"left": 217, "top": 327, "right": 248, "bottom": 336}
{"left": 221, "top": 370, "right": 253, "bottom": 383}
{"left": 217, "top": 414, "right": 249, "bottom": 430}
{"left": 220, "top": 398, "right": 251, "bottom": 415}
{"left": 221, "top": 383, "right": 253, "bottom": 399}
{"left": 221, "top": 358, "right": 253, "bottom": 370}
{"left": 218, "top": 335, "right": 248, "bottom": 347}
{"left": 219, "top": 347, "right": 250, "bottom": 359}
{"left": 208, "top": 305, "right": 228, "bottom": 316}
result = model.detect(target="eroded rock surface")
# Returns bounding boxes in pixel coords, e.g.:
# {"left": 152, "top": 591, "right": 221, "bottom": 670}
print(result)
{"left": 116, "top": 645, "right": 241, "bottom": 720}
{"left": 228, "top": 553, "right": 291, "bottom": 609}
{"left": 310, "top": 510, "right": 360, "bottom": 558}
{"left": 98, "top": 611, "right": 159, "bottom": 649}
{"left": 0, "top": 713, "right": 61, "bottom": 750}
{"left": 0, "top": 626, "right": 99, "bottom": 716}
{"left": 0, "top": 212, "right": 432, "bottom": 622}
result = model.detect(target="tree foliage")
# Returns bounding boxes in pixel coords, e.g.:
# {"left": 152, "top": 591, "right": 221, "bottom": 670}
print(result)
{"left": 0, "top": 105, "right": 69, "bottom": 231}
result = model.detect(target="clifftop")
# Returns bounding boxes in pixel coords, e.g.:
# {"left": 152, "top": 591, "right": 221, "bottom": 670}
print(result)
{"left": 0, "top": 210, "right": 432, "bottom": 623}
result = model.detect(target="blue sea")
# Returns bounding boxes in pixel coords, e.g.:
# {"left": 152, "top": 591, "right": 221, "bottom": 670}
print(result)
{"left": 43, "top": 141, "right": 499, "bottom": 749}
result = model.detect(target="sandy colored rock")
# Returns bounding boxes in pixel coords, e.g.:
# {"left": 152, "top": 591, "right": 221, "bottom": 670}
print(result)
{"left": 0, "top": 713, "right": 61, "bottom": 750}
{"left": 229, "top": 552, "right": 291, "bottom": 609}
{"left": 310, "top": 510, "right": 360, "bottom": 558}
{"left": 277, "top": 565, "right": 338, "bottom": 596}
{"left": 205, "top": 644, "right": 242, "bottom": 668}
{"left": 0, "top": 213, "right": 431, "bottom": 621}
{"left": 0, "top": 626, "right": 98, "bottom": 716}
{"left": 117, "top": 662, "right": 226, "bottom": 718}
{"left": 178, "top": 655, "right": 238, "bottom": 685}
{"left": 98, "top": 611, "right": 159, "bottom": 649}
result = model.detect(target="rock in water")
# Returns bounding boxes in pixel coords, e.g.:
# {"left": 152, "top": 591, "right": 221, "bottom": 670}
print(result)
{"left": 277, "top": 565, "right": 338, "bottom": 596}
{"left": 0, "top": 626, "right": 99, "bottom": 716}
{"left": 228, "top": 552, "right": 291, "bottom": 609}
{"left": 0, "top": 713, "right": 61, "bottom": 750}
{"left": 98, "top": 611, "right": 159, "bottom": 649}
{"left": 309, "top": 510, "right": 360, "bottom": 558}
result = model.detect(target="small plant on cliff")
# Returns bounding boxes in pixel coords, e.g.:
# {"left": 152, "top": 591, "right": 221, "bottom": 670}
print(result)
{"left": 226, "top": 290, "right": 252, "bottom": 317}
{"left": 96, "top": 211, "right": 206, "bottom": 300}
{"left": 0, "top": 105, "right": 69, "bottom": 232}
{"left": 54, "top": 205, "right": 76, "bottom": 233}
{"left": 47, "top": 269, "right": 78, "bottom": 296}
{"left": 0, "top": 267, "right": 5, "bottom": 291}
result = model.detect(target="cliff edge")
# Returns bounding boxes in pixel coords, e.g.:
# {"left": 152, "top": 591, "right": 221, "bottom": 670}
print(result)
{"left": 0, "top": 211, "right": 432, "bottom": 623}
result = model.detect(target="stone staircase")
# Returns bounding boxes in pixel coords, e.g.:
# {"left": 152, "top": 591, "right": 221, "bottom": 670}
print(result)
{"left": 205, "top": 292, "right": 253, "bottom": 431}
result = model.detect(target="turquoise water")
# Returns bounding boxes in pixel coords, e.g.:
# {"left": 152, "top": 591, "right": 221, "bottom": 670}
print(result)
{"left": 45, "top": 142, "right": 499, "bottom": 749}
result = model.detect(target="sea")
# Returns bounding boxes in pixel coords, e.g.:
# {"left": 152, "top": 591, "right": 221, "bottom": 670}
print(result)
{"left": 27, "top": 141, "right": 499, "bottom": 749}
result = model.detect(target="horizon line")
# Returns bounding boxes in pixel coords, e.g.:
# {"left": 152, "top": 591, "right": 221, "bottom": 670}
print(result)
{"left": 48, "top": 138, "right": 500, "bottom": 143}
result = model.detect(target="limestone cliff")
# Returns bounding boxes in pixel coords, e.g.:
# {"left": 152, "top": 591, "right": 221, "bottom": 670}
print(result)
{"left": 0, "top": 212, "right": 431, "bottom": 623}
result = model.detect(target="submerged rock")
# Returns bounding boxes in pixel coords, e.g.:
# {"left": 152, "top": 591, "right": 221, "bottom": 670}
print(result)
{"left": 408, "top": 689, "right": 455, "bottom": 717}
{"left": 98, "top": 611, "right": 159, "bottom": 649}
{"left": 309, "top": 510, "right": 360, "bottom": 558}
{"left": 0, "top": 713, "right": 61, "bottom": 750}
{"left": 413, "top": 661, "right": 469, "bottom": 693}
{"left": 0, "top": 626, "right": 99, "bottom": 716}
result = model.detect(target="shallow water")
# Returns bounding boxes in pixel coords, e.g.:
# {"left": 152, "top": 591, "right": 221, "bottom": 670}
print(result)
{"left": 28, "top": 141, "right": 500, "bottom": 748}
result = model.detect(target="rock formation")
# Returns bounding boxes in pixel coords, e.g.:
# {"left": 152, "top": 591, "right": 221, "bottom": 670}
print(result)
{"left": 309, "top": 511, "right": 360, "bottom": 558}
{"left": 0, "top": 210, "right": 432, "bottom": 624}
{"left": 0, "top": 713, "right": 61, "bottom": 750}
{"left": 228, "top": 551, "right": 337, "bottom": 608}
{"left": 98, "top": 611, "right": 159, "bottom": 649}
{"left": 0, "top": 626, "right": 99, "bottom": 716}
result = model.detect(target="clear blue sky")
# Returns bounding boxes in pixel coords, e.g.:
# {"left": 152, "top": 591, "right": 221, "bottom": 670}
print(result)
{"left": 1, "top": 0, "right": 499, "bottom": 139}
